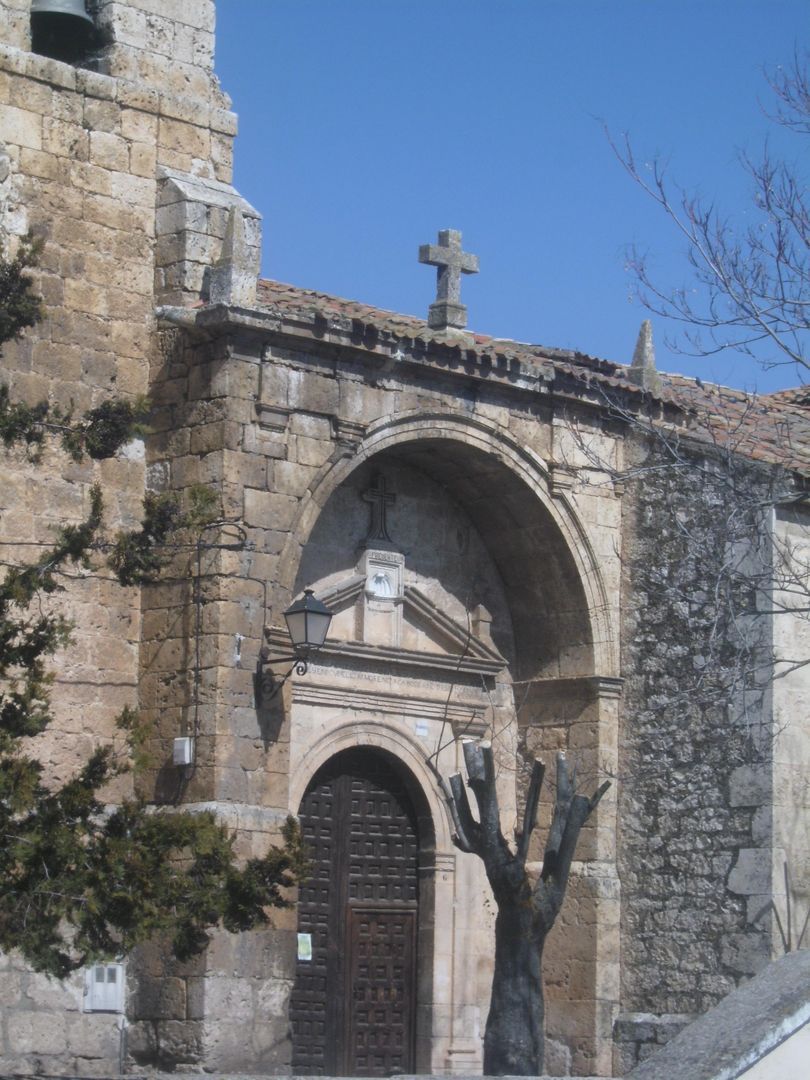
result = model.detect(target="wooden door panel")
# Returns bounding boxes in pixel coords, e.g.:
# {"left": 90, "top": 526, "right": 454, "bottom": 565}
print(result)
{"left": 347, "top": 907, "right": 416, "bottom": 1075}
{"left": 290, "top": 773, "right": 336, "bottom": 1074}
{"left": 290, "top": 750, "right": 419, "bottom": 1076}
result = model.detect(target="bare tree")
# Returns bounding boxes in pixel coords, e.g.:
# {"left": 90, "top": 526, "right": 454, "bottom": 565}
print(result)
{"left": 442, "top": 741, "right": 609, "bottom": 1075}
{"left": 611, "top": 51, "right": 809, "bottom": 377}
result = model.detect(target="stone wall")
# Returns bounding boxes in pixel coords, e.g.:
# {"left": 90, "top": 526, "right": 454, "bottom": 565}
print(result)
{"left": 616, "top": 432, "right": 780, "bottom": 1072}
{"left": 0, "top": 1, "right": 239, "bottom": 1073}
{"left": 770, "top": 505, "right": 810, "bottom": 951}
{"left": 612, "top": 1012, "right": 692, "bottom": 1075}
{"left": 0, "top": 953, "right": 124, "bottom": 1077}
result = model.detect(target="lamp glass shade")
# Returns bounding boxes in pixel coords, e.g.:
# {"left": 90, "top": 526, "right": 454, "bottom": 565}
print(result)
{"left": 284, "top": 590, "right": 333, "bottom": 652}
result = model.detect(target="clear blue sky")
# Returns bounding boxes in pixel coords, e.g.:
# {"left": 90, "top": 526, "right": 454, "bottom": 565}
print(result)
{"left": 215, "top": 1, "right": 808, "bottom": 393}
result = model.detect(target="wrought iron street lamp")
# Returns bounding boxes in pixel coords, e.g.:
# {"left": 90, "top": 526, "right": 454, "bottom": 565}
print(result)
{"left": 282, "top": 589, "right": 333, "bottom": 674}
{"left": 257, "top": 590, "right": 334, "bottom": 705}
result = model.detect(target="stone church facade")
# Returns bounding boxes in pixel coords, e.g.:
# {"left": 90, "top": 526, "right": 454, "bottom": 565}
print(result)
{"left": 1, "top": 2, "right": 808, "bottom": 1076}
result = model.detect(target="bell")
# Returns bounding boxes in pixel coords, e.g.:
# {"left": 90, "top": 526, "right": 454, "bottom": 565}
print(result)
{"left": 31, "top": 0, "right": 97, "bottom": 64}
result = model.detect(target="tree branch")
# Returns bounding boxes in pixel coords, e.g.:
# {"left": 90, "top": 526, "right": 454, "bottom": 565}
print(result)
{"left": 516, "top": 758, "right": 545, "bottom": 866}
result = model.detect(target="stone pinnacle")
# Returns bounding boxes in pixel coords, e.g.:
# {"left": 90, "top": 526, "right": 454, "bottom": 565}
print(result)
{"left": 629, "top": 319, "right": 662, "bottom": 395}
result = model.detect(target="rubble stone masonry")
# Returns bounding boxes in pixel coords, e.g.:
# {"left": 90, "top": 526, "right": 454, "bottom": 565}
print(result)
{"left": 615, "top": 436, "right": 780, "bottom": 1074}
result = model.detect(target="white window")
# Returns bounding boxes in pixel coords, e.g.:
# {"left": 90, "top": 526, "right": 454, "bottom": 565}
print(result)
{"left": 84, "top": 962, "right": 125, "bottom": 1013}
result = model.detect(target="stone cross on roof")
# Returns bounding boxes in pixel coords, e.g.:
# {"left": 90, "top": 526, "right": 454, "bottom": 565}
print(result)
{"left": 419, "top": 229, "right": 479, "bottom": 331}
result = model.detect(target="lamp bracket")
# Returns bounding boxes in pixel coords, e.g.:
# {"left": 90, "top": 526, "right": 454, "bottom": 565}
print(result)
{"left": 255, "top": 656, "right": 309, "bottom": 709}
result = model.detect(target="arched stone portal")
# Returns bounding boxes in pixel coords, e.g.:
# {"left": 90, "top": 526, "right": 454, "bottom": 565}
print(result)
{"left": 270, "top": 423, "right": 621, "bottom": 1075}
{"left": 290, "top": 748, "right": 434, "bottom": 1076}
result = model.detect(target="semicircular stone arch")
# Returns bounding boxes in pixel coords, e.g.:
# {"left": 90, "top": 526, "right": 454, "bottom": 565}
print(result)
{"left": 288, "top": 719, "right": 452, "bottom": 855}
{"left": 282, "top": 412, "right": 617, "bottom": 682}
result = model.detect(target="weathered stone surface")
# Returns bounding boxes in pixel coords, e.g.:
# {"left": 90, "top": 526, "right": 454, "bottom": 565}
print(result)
{"left": 627, "top": 319, "right": 662, "bottom": 395}
{"left": 0, "top": 1, "right": 242, "bottom": 1074}
{"left": 728, "top": 849, "right": 773, "bottom": 896}
{"left": 419, "top": 228, "right": 479, "bottom": 330}
{"left": 729, "top": 763, "right": 771, "bottom": 807}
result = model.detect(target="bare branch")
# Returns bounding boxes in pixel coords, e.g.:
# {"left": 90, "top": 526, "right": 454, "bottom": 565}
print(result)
{"left": 447, "top": 771, "right": 481, "bottom": 854}
{"left": 543, "top": 752, "right": 574, "bottom": 876}
{"left": 463, "top": 739, "right": 504, "bottom": 846}
{"left": 607, "top": 54, "right": 810, "bottom": 375}
{"left": 515, "top": 758, "right": 545, "bottom": 866}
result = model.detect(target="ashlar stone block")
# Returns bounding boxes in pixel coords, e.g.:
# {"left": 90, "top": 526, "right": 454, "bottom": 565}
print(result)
{"left": 727, "top": 848, "right": 772, "bottom": 896}
{"left": 89, "top": 130, "right": 129, "bottom": 171}
{"left": 9, "top": 74, "right": 52, "bottom": 114}
{"left": 3, "top": 104, "right": 42, "bottom": 150}
{"left": 8, "top": 1011, "right": 67, "bottom": 1055}
{"left": 83, "top": 97, "right": 120, "bottom": 134}
{"left": 729, "top": 763, "right": 771, "bottom": 808}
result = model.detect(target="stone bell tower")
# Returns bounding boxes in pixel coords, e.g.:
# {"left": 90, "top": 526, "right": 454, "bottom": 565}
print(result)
{"left": 0, "top": 2, "right": 258, "bottom": 1074}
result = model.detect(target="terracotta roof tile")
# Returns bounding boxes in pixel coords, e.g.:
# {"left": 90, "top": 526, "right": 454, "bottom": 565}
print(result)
{"left": 254, "top": 278, "right": 810, "bottom": 476}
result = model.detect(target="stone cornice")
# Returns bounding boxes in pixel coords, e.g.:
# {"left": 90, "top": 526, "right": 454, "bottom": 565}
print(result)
{"left": 514, "top": 674, "right": 625, "bottom": 706}
{"left": 403, "top": 585, "right": 504, "bottom": 665}
{"left": 193, "top": 303, "right": 554, "bottom": 399}
{"left": 291, "top": 682, "right": 487, "bottom": 728}
{"left": 264, "top": 625, "right": 504, "bottom": 678}
{"left": 265, "top": 576, "right": 506, "bottom": 679}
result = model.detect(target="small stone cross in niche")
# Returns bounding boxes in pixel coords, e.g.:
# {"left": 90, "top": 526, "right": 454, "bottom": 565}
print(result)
{"left": 418, "top": 228, "right": 479, "bottom": 331}
{"left": 363, "top": 472, "right": 396, "bottom": 545}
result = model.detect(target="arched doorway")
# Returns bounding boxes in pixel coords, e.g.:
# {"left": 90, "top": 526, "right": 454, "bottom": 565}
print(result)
{"left": 290, "top": 748, "right": 426, "bottom": 1076}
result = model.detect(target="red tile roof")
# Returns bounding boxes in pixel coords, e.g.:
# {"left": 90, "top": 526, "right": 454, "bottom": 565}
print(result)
{"left": 254, "top": 278, "right": 810, "bottom": 476}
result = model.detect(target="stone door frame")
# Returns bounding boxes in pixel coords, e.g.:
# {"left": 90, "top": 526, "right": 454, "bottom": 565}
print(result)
{"left": 289, "top": 722, "right": 460, "bottom": 1073}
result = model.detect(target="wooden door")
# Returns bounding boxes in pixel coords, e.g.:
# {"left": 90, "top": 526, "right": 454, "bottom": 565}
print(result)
{"left": 290, "top": 750, "right": 420, "bottom": 1076}
{"left": 347, "top": 907, "right": 417, "bottom": 1073}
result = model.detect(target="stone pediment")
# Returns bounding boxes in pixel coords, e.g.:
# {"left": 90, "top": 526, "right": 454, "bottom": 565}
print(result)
{"left": 264, "top": 577, "right": 506, "bottom": 678}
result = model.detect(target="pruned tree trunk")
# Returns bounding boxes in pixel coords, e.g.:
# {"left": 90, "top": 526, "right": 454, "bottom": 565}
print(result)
{"left": 443, "top": 742, "right": 609, "bottom": 1076}
{"left": 484, "top": 895, "right": 544, "bottom": 1074}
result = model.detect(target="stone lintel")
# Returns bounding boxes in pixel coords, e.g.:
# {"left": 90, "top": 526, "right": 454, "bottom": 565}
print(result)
{"left": 263, "top": 626, "right": 503, "bottom": 679}
{"left": 291, "top": 681, "right": 486, "bottom": 727}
